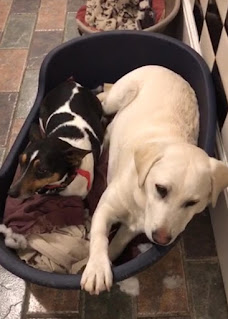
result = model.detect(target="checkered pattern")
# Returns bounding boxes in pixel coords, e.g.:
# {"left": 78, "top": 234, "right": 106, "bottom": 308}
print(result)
{"left": 191, "top": 0, "right": 228, "bottom": 128}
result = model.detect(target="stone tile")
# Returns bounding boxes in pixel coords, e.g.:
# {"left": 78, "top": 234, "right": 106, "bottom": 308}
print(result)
{"left": 186, "top": 261, "right": 228, "bottom": 319}
{"left": 0, "top": 0, "right": 13, "bottom": 31}
{"left": 82, "top": 285, "right": 134, "bottom": 319}
{"left": 36, "top": 0, "right": 67, "bottom": 31}
{"left": 27, "top": 31, "right": 62, "bottom": 69}
{"left": 64, "top": 12, "right": 79, "bottom": 42}
{"left": 15, "top": 69, "right": 39, "bottom": 118}
{"left": 0, "top": 265, "right": 26, "bottom": 319}
{"left": 0, "top": 93, "right": 17, "bottom": 146}
{"left": 0, "top": 13, "right": 36, "bottom": 48}
{"left": 137, "top": 244, "right": 189, "bottom": 317}
{"left": 11, "top": 0, "right": 40, "bottom": 13}
{"left": 68, "top": 0, "right": 85, "bottom": 12}
{"left": 27, "top": 284, "right": 80, "bottom": 315}
{"left": 0, "top": 49, "right": 27, "bottom": 92}
{"left": 183, "top": 208, "right": 217, "bottom": 259}
{"left": 7, "top": 118, "right": 25, "bottom": 152}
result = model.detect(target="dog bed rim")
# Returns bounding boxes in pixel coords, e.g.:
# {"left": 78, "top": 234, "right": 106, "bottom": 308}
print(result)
{"left": 0, "top": 237, "right": 174, "bottom": 289}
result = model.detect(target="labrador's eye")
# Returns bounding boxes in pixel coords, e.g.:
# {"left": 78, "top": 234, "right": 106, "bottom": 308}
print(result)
{"left": 184, "top": 200, "right": 198, "bottom": 208}
{"left": 155, "top": 184, "right": 168, "bottom": 198}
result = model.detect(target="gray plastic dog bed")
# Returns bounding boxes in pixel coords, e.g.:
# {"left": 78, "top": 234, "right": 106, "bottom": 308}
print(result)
{"left": 0, "top": 31, "right": 216, "bottom": 289}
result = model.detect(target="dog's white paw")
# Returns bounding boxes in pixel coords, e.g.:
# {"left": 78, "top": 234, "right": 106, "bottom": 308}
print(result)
{"left": 81, "top": 255, "right": 113, "bottom": 295}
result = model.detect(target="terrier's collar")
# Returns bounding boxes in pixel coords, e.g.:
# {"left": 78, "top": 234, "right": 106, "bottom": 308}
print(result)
{"left": 37, "top": 168, "right": 91, "bottom": 195}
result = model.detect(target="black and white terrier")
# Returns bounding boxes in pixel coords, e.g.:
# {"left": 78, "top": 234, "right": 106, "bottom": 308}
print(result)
{"left": 8, "top": 80, "right": 104, "bottom": 199}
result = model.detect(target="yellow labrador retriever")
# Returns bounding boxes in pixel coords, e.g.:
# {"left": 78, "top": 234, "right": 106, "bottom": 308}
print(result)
{"left": 81, "top": 65, "right": 228, "bottom": 294}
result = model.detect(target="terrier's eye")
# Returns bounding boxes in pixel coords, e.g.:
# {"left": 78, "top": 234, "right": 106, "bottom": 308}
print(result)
{"left": 37, "top": 167, "right": 48, "bottom": 175}
{"left": 155, "top": 184, "right": 168, "bottom": 198}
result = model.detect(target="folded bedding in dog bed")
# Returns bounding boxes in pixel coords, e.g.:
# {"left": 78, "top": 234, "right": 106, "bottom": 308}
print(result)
{"left": 76, "top": 0, "right": 165, "bottom": 32}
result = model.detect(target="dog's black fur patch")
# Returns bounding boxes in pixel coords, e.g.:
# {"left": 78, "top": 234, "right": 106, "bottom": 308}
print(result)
{"left": 46, "top": 113, "right": 74, "bottom": 135}
{"left": 50, "top": 125, "right": 85, "bottom": 140}
{"left": 40, "top": 81, "right": 76, "bottom": 123}
{"left": 70, "top": 87, "right": 104, "bottom": 142}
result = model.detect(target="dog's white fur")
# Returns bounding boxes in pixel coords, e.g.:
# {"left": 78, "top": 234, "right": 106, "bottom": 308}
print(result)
{"left": 0, "top": 224, "right": 27, "bottom": 249}
{"left": 117, "top": 277, "right": 140, "bottom": 296}
{"left": 81, "top": 65, "right": 228, "bottom": 294}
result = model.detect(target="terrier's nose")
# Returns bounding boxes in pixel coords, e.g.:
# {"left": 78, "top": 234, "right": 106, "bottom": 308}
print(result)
{"left": 8, "top": 187, "right": 20, "bottom": 198}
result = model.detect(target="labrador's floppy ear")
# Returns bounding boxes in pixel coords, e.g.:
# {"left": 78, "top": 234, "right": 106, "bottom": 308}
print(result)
{"left": 210, "top": 157, "right": 228, "bottom": 207}
{"left": 134, "top": 143, "right": 165, "bottom": 187}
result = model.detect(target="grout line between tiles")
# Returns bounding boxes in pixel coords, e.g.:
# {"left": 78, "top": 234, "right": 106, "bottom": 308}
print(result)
{"left": 79, "top": 290, "right": 85, "bottom": 319}
{"left": 137, "top": 311, "right": 189, "bottom": 318}
{"left": 35, "top": 28, "right": 64, "bottom": 32}
{"left": 62, "top": 2, "right": 68, "bottom": 41}
{"left": 26, "top": 312, "right": 79, "bottom": 318}
{"left": 180, "top": 238, "right": 195, "bottom": 319}
{"left": 21, "top": 284, "right": 31, "bottom": 319}
{"left": 184, "top": 257, "right": 218, "bottom": 263}
{"left": 8, "top": 12, "right": 38, "bottom": 16}
{"left": 178, "top": 240, "right": 191, "bottom": 317}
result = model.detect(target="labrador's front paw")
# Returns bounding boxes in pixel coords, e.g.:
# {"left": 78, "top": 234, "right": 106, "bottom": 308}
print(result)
{"left": 81, "top": 255, "right": 113, "bottom": 295}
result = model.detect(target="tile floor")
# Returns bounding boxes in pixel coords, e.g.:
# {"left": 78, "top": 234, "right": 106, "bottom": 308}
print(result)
{"left": 0, "top": 1, "right": 227, "bottom": 318}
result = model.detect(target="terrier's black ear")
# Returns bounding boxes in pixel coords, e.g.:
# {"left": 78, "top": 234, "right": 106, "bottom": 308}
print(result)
{"left": 64, "top": 147, "right": 91, "bottom": 166}
{"left": 29, "top": 123, "right": 42, "bottom": 142}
